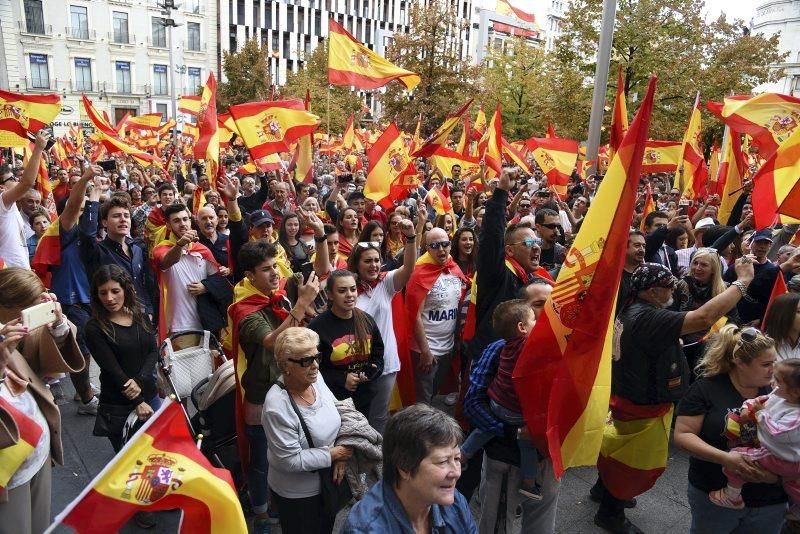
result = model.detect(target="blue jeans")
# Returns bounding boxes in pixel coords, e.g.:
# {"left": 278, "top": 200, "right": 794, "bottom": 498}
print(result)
{"left": 244, "top": 424, "right": 269, "bottom": 515}
{"left": 461, "top": 400, "right": 538, "bottom": 483}
{"left": 687, "top": 483, "right": 786, "bottom": 534}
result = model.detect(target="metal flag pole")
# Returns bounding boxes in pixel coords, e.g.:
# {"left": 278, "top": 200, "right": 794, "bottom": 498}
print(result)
{"left": 585, "top": 0, "right": 617, "bottom": 180}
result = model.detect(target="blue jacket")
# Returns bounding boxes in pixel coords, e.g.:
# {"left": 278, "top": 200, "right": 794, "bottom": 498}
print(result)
{"left": 342, "top": 479, "right": 477, "bottom": 534}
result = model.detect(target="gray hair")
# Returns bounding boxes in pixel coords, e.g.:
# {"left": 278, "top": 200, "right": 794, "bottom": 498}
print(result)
{"left": 274, "top": 327, "right": 319, "bottom": 373}
{"left": 383, "top": 404, "right": 463, "bottom": 487}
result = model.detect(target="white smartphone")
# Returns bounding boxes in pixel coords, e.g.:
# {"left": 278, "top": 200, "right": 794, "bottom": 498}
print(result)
{"left": 21, "top": 301, "right": 57, "bottom": 330}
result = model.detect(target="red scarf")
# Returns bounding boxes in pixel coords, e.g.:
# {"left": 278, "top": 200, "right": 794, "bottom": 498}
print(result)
{"left": 505, "top": 255, "right": 555, "bottom": 285}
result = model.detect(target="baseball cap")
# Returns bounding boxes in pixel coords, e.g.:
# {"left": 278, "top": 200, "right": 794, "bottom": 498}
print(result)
{"left": 249, "top": 210, "right": 274, "bottom": 227}
{"left": 694, "top": 217, "right": 715, "bottom": 230}
{"left": 750, "top": 229, "right": 774, "bottom": 242}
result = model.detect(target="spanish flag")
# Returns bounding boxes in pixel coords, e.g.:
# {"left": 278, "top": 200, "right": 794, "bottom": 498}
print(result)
{"left": 49, "top": 399, "right": 246, "bottom": 534}
{"left": 126, "top": 113, "right": 163, "bottom": 132}
{"left": 513, "top": 76, "right": 658, "bottom": 478}
{"left": 82, "top": 95, "right": 117, "bottom": 136}
{"left": 0, "top": 89, "right": 61, "bottom": 147}
{"left": 342, "top": 113, "right": 364, "bottom": 152}
{"left": 178, "top": 95, "right": 201, "bottom": 116}
{"left": 365, "top": 123, "right": 411, "bottom": 204}
{"left": 0, "top": 396, "right": 44, "bottom": 490}
{"left": 762, "top": 274, "right": 788, "bottom": 330}
{"left": 609, "top": 66, "right": 628, "bottom": 158}
{"left": 328, "top": 19, "right": 420, "bottom": 91}
{"left": 456, "top": 115, "right": 471, "bottom": 157}
{"left": 675, "top": 94, "right": 708, "bottom": 199}
{"left": 502, "top": 137, "right": 533, "bottom": 175}
{"left": 525, "top": 137, "right": 580, "bottom": 195}
{"left": 481, "top": 104, "right": 503, "bottom": 177}
{"left": 426, "top": 182, "right": 455, "bottom": 217}
{"left": 472, "top": 105, "right": 487, "bottom": 141}
{"left": 428, "top": 147, "right": 480, "bottom": 178}
{"left": 32, "top": 218, "right": 60, "bottom": 284}
{"left": 750, "top": 121, "right": 800, "bottom": 228}
{"left": 707, "top": 93, "right": 800, "bottom": 160}
{"left": 228, "top": 99, "right": 320, "bottom": 160}
{"left": 639, "top": 184, "right": 654, "bottom": 232}
{"left": 411, "top": 99, "right": 473, "bottom": 158}
{"left": 195, "top": 73, "right": 220, "bottom": 185}
{"left": 94, "top": 128, "right": 160, "bottom": 168}
{"left": 640, "top": 140, "right": 681, "bottom": 173}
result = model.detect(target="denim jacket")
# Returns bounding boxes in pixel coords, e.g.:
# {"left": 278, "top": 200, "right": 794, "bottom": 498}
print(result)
{"left": 342, "top": 479, "right": 477, "bottom": 534}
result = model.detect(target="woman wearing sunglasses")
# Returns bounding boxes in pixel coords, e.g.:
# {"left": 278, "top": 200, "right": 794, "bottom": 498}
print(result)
{"left": 347, "top": 217, "right": 418, "bottom": 434}
{"left": 263, "top": 327, "right": 353, "bottom": 534}
{"left": 674, "top": 326, "right": 787, "bottom": 534}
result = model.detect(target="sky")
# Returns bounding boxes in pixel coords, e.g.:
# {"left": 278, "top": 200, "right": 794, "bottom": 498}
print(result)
{"left": 703, "top": 0, "right": 757, "bottom": 23}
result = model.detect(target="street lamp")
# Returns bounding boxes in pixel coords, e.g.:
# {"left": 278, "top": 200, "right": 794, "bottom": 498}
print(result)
{"left": 159, "top": 2, "right": 181, "bottom": 141}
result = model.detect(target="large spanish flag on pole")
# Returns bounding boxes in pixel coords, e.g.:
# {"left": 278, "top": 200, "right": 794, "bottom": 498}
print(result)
{"left": 707, "top": 93, "right": 800, "bottom": 160}
{"left": 47, "top": 399, "right": 246, "bottom": 534}
{"left": 428, "top": 147, "right": 480, "bottom": 178}
{"left": 513, "top": 76, "right": 658, "bottom": 478}
{"left": 675, "top": 94, "right": 708, "bottom": 199}
{"left": 750, "top": 121, "right": 800, "bottom": 228}
{"left": 0, "top": 89, "right": 61, "bottom": 147}
{"left": 365, "top": 122, "right": 411, "bottom": 204}
{"left": 328, "top": 19, "right": 420, "bottom": 91}
{"left": 82, "top": 95, "right": 117, "bottom": 136}
{"left": 229, "top": 99, "right": 320, "bottom": 160}
{"left": 411, "top": 99, "right": 473, "bottom": 157}
{"left": 609, "top": 66, "right": 628, "bottom": 158}
{"left": 195, "top": 73, "right": 220, "bottom": 185}
{"left": 481, "top": 104, "right": 503, "bottom": 177}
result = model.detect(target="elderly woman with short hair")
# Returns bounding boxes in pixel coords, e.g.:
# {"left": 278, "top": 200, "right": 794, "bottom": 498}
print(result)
{"left": 343, "top": 404, "right": 477, "bottom": 533}
{"left": 262, "top": 327, "right": 353, "bottom": 534}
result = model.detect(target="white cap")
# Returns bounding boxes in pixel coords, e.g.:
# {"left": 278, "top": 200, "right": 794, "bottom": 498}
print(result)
{"left": 695, "top": 217, "right": 715, "bottom": 230}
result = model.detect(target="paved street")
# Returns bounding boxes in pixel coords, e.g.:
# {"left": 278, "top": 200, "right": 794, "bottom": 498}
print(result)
{"left": 48, "top": 364, "right": 692, "bottom": 533}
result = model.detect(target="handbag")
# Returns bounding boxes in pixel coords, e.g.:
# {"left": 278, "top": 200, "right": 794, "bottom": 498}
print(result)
{"left": 276, "top": 381, "right": 352, "bottom": 519}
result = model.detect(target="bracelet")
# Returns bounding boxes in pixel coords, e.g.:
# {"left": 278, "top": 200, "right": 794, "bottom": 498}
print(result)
{"left": 731, "top": 280, "right": 748, "bottom": 297}
{"left": 314, "top": 234, "right": 328, "bottom": 243}
{"left": 404, "top": 233, "right": 417, "bottom": 239}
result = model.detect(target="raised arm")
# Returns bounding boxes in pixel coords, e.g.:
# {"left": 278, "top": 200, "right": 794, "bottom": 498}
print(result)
{"left": 4, "top": 131, "right": 48, "bottom": 208}
{"left": 61, "top": 165, "right": 100, "bottom": 231}
{"left": 392, "top": 219, "right": 419, "bottom": 291}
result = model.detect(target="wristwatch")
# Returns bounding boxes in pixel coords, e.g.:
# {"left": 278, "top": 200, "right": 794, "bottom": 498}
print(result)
{"left": 314, "top": 234, "right": 328, "bottom": 243}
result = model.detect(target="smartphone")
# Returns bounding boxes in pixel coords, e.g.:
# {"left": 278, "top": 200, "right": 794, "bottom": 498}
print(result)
{"left": 678, "top": 200, "right": 691, "bottom": 216}
{"left": 98, "top": 160, "right": 118, "bottom": 172}
{"left": 26, "top": 130, "right": 56, "bottom": 151}
{"left": 300, "top": 262, "right": 315, "bottom": 284}
{"left": 338, "top": 173, "right": 354, "bottom": 184}
{"left": 21, "top": 301, "right": 57, "bottom": 330}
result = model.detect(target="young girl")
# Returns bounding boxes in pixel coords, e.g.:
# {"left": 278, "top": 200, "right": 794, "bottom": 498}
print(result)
{"left": 711, "top": 359, "right": 800, "bottom": 520}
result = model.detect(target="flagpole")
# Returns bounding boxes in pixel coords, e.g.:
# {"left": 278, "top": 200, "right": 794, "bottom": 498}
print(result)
{"left": 585, "top": 0, "right": 617, "bottom": 179}
{"left": 327, "top": 85, "right": 331, "bottom": 139}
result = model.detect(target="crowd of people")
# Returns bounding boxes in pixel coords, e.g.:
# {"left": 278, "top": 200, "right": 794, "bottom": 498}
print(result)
{"left": 0, "top": 128, "right": 799, "bottom": 534}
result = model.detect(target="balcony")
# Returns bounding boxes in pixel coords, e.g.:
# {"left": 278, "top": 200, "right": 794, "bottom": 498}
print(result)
{"left": 146, "top": 36, "right": 168, "bottom": 49}
{"left": 22, "top": 77, "right": 56, "bottom": 91}
{"left": 108, "top": 32, "right": 136, "bottom": 45}
{"left": 110, "top": 84, "right": 151, "bottom": 96}
{"left": 183, "top": 40, "right": 207, "bottom": 53}
{"left": 66, "top": 27, "right": 96, "bottom": 41}
{"left": 70, "top": 80, "right": 103, "bottom": 93}
{"left": 18, "top": 20, "right": 52, "bottom": 37}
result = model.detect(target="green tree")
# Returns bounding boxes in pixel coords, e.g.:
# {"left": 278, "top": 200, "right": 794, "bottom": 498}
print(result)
{"left": 552, "top": 0, "right": 785, "bottom": 141}
{"left": 380, "top": 3, "right": 485, "bottom": 135}
{"left": 218, "top": 38, "right": 272, "bottom": 111}
{"left": 282, "top": 41, "right": 363, "bottom": 135}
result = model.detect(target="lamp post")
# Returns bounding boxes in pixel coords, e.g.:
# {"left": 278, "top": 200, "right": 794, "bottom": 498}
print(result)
{"left": 585, "top": 0, "right": 617, "bottom": 180}
{"left": 160, "top": 1, "right": 181, "bottom": 142}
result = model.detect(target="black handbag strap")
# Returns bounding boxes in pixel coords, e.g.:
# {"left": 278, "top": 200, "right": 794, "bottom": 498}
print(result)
{"left": 276, "top": 381, "right": 316, "bottom": 449}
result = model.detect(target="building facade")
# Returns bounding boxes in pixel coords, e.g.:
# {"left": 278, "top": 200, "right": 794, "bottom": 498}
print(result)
{"left": 753, "top": 0, "right": 800, "bottom": 95}
{"left": 0, "top": 0, "right": 217, "bottom": 134}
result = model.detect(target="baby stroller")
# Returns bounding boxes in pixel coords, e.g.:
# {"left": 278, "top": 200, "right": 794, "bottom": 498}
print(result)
{"left": 158, "top": 330, "right": 239, "bottom": 477}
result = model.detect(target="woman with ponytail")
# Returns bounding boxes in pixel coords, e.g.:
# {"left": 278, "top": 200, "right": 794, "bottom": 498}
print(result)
{"left": 308, "top": 270, "right": 384, "bottom": 418}
{"left": 674, "top": 325, "right": 788, "bottom": 533}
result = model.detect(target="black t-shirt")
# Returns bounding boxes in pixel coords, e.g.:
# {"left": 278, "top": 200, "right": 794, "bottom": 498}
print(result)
{"left": 723, "top": 260, "right": 781, "bottom": 323}
{"left": 676, "top": 374, "right": 787, "bottom": 507}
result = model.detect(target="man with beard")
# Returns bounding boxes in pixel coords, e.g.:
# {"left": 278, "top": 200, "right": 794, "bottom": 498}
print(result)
{"left": 617, "top": 230, "right": 646, "bottom": 309}
{"left": 593, "top": 259, "right": 754, "bottom": 533}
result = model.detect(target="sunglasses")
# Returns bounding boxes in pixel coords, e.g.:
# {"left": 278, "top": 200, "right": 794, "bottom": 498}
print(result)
{"left": 428, "top": 241, "right": 451, "bottom": 250}
{"left": 539, "top": 223, "right": 562, "bottom": 230}
{"left": 519, "top": 203, "right": 531, "bottom": 208}
{"left": 738, "top": 326, "right": 760, "bottom": 343}
{"left": 509, "top": 237, "right": 542, "bottom": 248}
{"left": 357, "top": 241, "right": 381, "bottom": 249}
{"left": 288, "top": 353, "right": 322, "bottom": 367}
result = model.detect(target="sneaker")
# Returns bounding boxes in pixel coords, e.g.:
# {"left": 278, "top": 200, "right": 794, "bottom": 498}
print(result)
{"left": 518, "top": 484, "right": 543, "bottom": 501}
{"left": 253, "top": 518, "right": 271, "bottom": 534}
{"left": 443, "top": 392, "right": 459, "bottom": 406}
{"left": 74, "top": 383, "right": 100, "bottom": 402}
{"left": 77, "top": 396, "right": 99, "bottom": 416}
{"left": 593, "top": 512, "right": 644, "bottom": 534}
{"left": 589, "top": 483, "right": 637, "bottom": 508}
{"left": 133, "top": 511, "right": 157, "bottom": 529}
{"left": 709, "top": 488, "right": 744, "bottom": 510}
{"left": 267, "top": 506, "right": 280, "bottom": 525}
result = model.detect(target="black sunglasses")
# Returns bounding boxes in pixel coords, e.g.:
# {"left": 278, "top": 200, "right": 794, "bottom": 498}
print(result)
{"left": 539, "top": 223, "right": 562, "bottom": 230}
{"left": 428, "top": 241, "right": 451, "bottom": 250}
{"left": 288, "top": 353, "right": 322, "bottom": 367}
{"left": 738, "top": 327, "right": 760, "bottom": 342}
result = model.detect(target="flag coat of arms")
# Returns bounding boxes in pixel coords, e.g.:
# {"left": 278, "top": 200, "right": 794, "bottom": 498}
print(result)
{"left": 0, "top": 89, "right": 61, "bottom": 147}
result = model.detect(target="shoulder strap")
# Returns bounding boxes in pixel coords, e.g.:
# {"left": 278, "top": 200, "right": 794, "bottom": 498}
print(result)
{"left": 275, "top": 381, "right": 316, "bottom": 449}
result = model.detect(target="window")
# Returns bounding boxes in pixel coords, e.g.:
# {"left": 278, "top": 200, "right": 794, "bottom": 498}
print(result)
{"left": 187, "top": 0, "right": 201, "bottom": 14}
{"left": 265, "top": 5, "right": 272, "bottom": 29}
{"left": 153, "top": 64, "right": 168, "bottom": 95}
{"left": 315, "top": 11, "right": 321, "bottom": 34}
{"left": 287, "top": 8, "right": 294, "bottom": 32}
{"left": 187, "top": 67, "right": 201, "bottom": 93}
{"left": 113, "top": 11, "right": 129, "bottom": 43}
{"left": 237, "top": 0, "right": 245, "bottom": 24}
{"left": 29, "top": 54, "right": 49, "bottom": 88}
{"left": 24, "top": 0, "right": 45, "bottom": 34}
{"left": 283, "top": 34, "right": 290, "bottom": 59}
{"left": 254, "top": 0, "right": 261, "bottom": 27}
{"left": 271, "top": 32, "right": 278, "bottom": 53}
{"left": 299, "top": 7, "right": 305, "bottom": 32}
{"left": 70, "top": 6, "right": 89, "bottom": 39}
{"left": 156, "top": 103, "right": 168, "bottom": 118}
{"left": 792, "top": 76, "right": 800, "bottom": 97}
{"left": 74, "top": 57, "right": 92, "bottom": 91}
{"left": 115, "top": 61, "right": 131, "bottom": 93}
{"left": 152, "top": 17, "right": 166, "bottom": 47}
{"left": 187, "top": 22, "right": 201, "bottom": 51}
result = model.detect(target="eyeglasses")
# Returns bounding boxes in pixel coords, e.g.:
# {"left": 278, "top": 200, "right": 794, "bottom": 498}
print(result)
{"left": 519, "top": 203, "right": 531, "bottom": 208}
{"left": 0, "top": 177, "right": 18, "bottom": 185}
{"left": 357, "top": 241, "right": 381, "bottom": 249}
{"left": 428, "top": 241, "right": 451, "bottom": 250}
{"left": 509, "top": 237, "right": 542, "bottom": 248}
{"left": 539, "top": 223, "right": 562, "bottom": 230}
{"left": 288, "top": 353, "right": 322, "bottom": 367}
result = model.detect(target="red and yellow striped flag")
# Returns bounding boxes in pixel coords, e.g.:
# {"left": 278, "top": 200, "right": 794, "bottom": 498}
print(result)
{"left": 502, "top": 137, "right": 533, "bottom": 175}
{"left": 481, "top": 104, "right": 503, "bottom": 177}
{"left": 328, "top": 20, "right": 420, "bottom": 91}
{"left": 195, "top": 73, "right": 220, "bottom": 184}
{"left": 0, "top": 89, "right": 61, "bottom": 147}
{"left": 456, "top": 115, "right": 471, "bottom": 157}
{"left": 411, "top": 99, "right": 473, "bottom": 158}
{"left": 525, "top": 137, "right": 580, "bottom": 195}
{"left": 51, "top": 399, "right": 246, "bottom": 534}
{"left": 178, "top": 95, "right": 201, "bottom": 116}
{"left": 472, "top": 105, "right": 487, "bottom": 141}
{"left": 750, "top": 120, "right": 800, "bottom": 227}
{"left": 675, "top": 95, "right": 708, "bottom": 199}
{"left": 82, "top": 95, "right": 117, "bottom": 136}
{"left": 365, "top": 123, "right": 411, "bottom": 204}
{"left": 639, "top": 184, "right": 654, "bottom": 232}
{"left": 707, "top": 93, "right": 800, "bottom": 160}
{"left": 0, "top": 396, "right": 44, "bottom": 490}
{"left": 640, "top": 140, "right": 681, "bottom": 173}
{"left": 717, "top": 130, "right": 747, "bottom": 225}
{"left": 609, "top": 66, "right": 628, "bottom": 158}
{"left": 228, "top": 99, "right": 320, "bottom": 160}
{"left": 513, "top": 75, "right": 658, "bottom": 478}
{"left": 428, "top": 147, "right": 480, "bottom": 179}
{"left": 426, "top": 182, "right": 454, "bottom": 216}
{"left": 291, "top": 90, "right": 314, "bottom": 184}
{"left": 126, "top": 113, "right": 163, "bottom": 132}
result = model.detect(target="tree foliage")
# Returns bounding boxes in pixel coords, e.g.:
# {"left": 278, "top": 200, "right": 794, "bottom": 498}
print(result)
{"left": 551, "top": 0, "right": 785, "bottom": 141}
{"left": 282, "top": 41, "right": 364, "bottom": 134}
{"left": 380, "top": 3, "right": 485, "bottom": 135}
{"left": 218, "top": 38, "right": 272, "bottom": 111}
